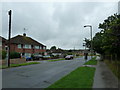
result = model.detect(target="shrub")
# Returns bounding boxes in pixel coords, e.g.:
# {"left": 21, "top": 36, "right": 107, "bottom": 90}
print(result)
{"left": 0, "top": 50, "right": 7, "bottom": 59}
{"left": 67, "top": 52, "right": 73, "bottom": 55}
{"left": 76, "top": 54, "right": 80, "bottom": 56}
{"left": 2, "top": 50, "right": 7, "bottom": 59}
{"left": 10, "top": 52, "right": 20, "bottom": 59}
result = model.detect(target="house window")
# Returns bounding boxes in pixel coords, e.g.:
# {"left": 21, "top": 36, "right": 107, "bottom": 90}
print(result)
{"left": 25, "top": 53, "right": 31, "bottom": 57}
{"left": 43, "top": 46, "right": 46, "bottom": 49}
{"left": 24, "top": 44, "right": 31, "bottom": 49}
{"left": 35, "top": 46, "right": 39, "bottom": 49}
{"left": 39, "top": 46, "right": 42, "bottom": 49}
{"left": 18, "top": 44, "right": 22, "bottom": 48}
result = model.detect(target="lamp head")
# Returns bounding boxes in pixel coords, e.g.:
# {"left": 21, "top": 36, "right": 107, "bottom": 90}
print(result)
{"left": 84, "top": 25, "right": 92, "bottom": 27}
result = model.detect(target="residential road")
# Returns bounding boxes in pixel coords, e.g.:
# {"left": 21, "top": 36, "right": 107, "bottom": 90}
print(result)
{"left": 2, "top": 56, "right": 91, "bottom": 88}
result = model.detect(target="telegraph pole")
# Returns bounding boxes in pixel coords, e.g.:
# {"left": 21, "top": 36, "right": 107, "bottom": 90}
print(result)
{"left": 8, "top": 10, "right": 12, "bottom": 67}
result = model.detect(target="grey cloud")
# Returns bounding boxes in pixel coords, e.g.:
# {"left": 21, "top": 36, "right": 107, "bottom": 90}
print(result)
{"left": 2, "top": 2, "right": 117, "bottom": 49}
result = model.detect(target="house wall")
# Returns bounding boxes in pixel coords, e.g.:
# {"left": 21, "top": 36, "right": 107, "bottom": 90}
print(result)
{"left": 2, "top": 42, "right": 7, "bottom": 51}
{"left": 10, "top": 44, "right": 17, "bottom": 52}
{"left": 10, "top": 43, "right": 46, "bottom": 55}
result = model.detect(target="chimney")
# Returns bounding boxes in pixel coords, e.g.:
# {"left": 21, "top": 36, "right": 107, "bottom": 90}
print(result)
{"left": 23, "top": 33, "right": 26, "bottom": 36}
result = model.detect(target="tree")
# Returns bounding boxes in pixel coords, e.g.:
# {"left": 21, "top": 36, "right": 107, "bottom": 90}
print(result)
{"left": 84, "top": 38, "right": 91, "bottom": 49}
{"left": 50, "top": 46, "right": 57, "bottom": 52}
{"left": 89, "top": 14, "right": 120, "bottom": 60}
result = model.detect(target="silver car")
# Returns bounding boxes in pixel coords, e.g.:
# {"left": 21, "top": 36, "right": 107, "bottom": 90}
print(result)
{"left": 65, "top": 55, "right": 74, "bottom": 60}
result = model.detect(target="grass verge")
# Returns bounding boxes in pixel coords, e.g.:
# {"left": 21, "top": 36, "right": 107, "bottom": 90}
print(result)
{"left": 104, "top": 60, "right": 120, "bottom": 79}
{"left": 47, "top": 67, "right": 96, "bottom": 88}
{"left": 0, "top": 62, "right": 40, "bottom": 69}
{"left": 84, "top": 57, "right": 97, "bottom": 65}
{"left": 47, "top": 58, "right": 65, "bottom": 62}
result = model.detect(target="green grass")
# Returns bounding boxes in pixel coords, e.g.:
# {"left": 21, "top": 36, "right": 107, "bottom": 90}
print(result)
{"left": 47, "top": 58, "right": 65, "bottom": 62}
{"left": 0, "top": 65, "right": 8, "bottom": 69}
{"left": 0, "top": 62, "right": 40, "bottom": 69}
{"left": 47, "top": 67, "right": 96, "bottom": 88}
{"left": 84, "top": 57, "right": 97, "bottom": 65}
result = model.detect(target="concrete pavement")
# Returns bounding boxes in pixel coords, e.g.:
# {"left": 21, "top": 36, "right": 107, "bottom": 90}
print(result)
{"left": 93, "top": 59, "right": 119, "bottom": 88}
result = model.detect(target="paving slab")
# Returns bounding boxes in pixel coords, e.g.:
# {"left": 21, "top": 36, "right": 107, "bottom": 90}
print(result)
{"left": 93, "top": 60, "right": 119, "bottom": 88}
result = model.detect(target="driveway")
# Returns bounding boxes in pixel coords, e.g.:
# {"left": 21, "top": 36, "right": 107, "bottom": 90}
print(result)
{"left": 2, "top": 56, "right": 91, "bottom": 88}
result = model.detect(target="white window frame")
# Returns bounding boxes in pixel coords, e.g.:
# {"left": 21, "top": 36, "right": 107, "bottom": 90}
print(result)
{"left": 39, "top": 46, "right": 42, "bottom": 49}
{"left": 18, "top": 44, "right": 22, "bottom": 49}
{"left": 24, "top": 44, "right": 31, "bottom": 49}
{"left": 25, "top": 53, "right": 31, "bottom": 57}
{"left": 43, "top": 46, "right": 46, "bottom": 49}
{"left": 34, "top": 46, "right": 39, "bottom": 49}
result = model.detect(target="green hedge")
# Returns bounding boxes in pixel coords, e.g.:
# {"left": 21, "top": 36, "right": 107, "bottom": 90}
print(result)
{"left": 10, "top": 52, "right": 21, "bottom": 59}
{"left": 0, "top": 50, "right": 7, "bottom": 59}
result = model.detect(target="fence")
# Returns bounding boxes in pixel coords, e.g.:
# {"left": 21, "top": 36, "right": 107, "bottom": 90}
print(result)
{"left": 101, "top": 54, "right": 120, "bottom": 61}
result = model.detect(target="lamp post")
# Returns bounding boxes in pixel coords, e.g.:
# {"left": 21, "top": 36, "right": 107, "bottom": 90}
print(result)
{"left": 8, "top": 10, "right": 12, "bottom": 67}
{"left": 84, "top": 25, "right": 93, "bottom": 59}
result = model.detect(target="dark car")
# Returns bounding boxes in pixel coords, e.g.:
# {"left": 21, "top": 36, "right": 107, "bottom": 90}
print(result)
{"left": 65, "top": 55, "right": 74, "bottom": 60}
{"left": 33, "top": 55, "right": 43, "bottom": 60}
{"left": 25, "top": 56, "right": 32, "bottom": 61}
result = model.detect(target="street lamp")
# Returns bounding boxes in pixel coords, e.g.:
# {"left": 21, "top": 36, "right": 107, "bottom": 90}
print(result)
{"left": 84, "top": 25, "right": 93, "bottom": 58}
{"left": 8, "top": 10, "right": 12, "bottom": 67}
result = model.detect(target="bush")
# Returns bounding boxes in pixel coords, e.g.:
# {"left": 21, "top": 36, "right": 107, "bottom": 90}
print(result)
{"left": 76, "top": 54, "right": 80, "bottom": 56}
{"left": 2, "top": 50, "right": 7, "bottom": 59}
{"left": 0, "top": 50, "right": 7, "bottom": 59}
{"left": 10, "top": 52, "right": 20, "bottom": 59}
{"left": 67, "top": 52, "right": 73, "bottom": 55}
{"left": 50, "top": 55, "right": 59, "bottom": 59}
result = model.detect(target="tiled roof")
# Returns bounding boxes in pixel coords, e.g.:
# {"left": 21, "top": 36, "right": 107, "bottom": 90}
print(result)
{"left": 0, "top": 36, "right": 7, "bottom": 43}
{"left": 10, "top": 35, "right": 46, "bottom": 46}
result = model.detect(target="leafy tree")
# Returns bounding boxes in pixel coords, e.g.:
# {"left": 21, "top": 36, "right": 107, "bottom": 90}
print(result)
{"left": 92, "top": 32, "right": 104, "bottom": 54}
{"left": 84, "top": 38, "right": 91, "bottom": 49}
{"left": 50, "top": 46, "right": 57, "bottom": 51}
{"left": 85, "top": 14, "right": 120, "bottom": 60}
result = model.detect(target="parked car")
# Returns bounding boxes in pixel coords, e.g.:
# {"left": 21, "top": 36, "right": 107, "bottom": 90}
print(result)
{"left": 25, "top": 56, "right": 32, "bottom": 61}
{"left": 43, "top": 55, "right": 51, "bottom": 60}
{"left": 33, "top": 54, "right": 43, "bottom": 60}
{"left": 65, "top": 55, "right": 74, "bottom": 60}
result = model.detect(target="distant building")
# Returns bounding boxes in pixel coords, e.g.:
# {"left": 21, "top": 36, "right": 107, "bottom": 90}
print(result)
{"left": 0, "top": 33, "right": 46, "bottom": 57}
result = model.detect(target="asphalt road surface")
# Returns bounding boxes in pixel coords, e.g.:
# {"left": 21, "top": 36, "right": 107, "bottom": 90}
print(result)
{"left": 3, "top": 56, "right": 91, "bottom": 88}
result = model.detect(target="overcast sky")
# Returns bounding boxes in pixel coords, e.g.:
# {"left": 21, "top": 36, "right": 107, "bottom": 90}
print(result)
{"left": 1, "top": 1, "right": 118, "bottom": 49}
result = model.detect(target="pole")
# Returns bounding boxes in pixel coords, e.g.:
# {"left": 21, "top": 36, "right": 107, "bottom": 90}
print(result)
{"left": 84, "top": 25, "right": 93, "bottom": 59}
{"left": 8, "top": 10, "right": 12, "bottom": 67}
{"left": 90, "top": 26, "right": 93, "bottom": 59}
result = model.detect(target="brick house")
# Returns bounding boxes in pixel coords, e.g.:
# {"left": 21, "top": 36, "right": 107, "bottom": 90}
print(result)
{"left": 1, "top": 33, "right": 46, "bottom": 58}
{"left": 0, "top": 36, "right": 7, "bottom": 51}
{"left": 10, "top": 33, "right": 46, "bottom": 57}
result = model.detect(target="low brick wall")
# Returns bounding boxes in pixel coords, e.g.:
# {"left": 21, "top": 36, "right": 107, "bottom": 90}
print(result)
{"left": 0, "top": 58, "right": 26, "bottom": 65}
